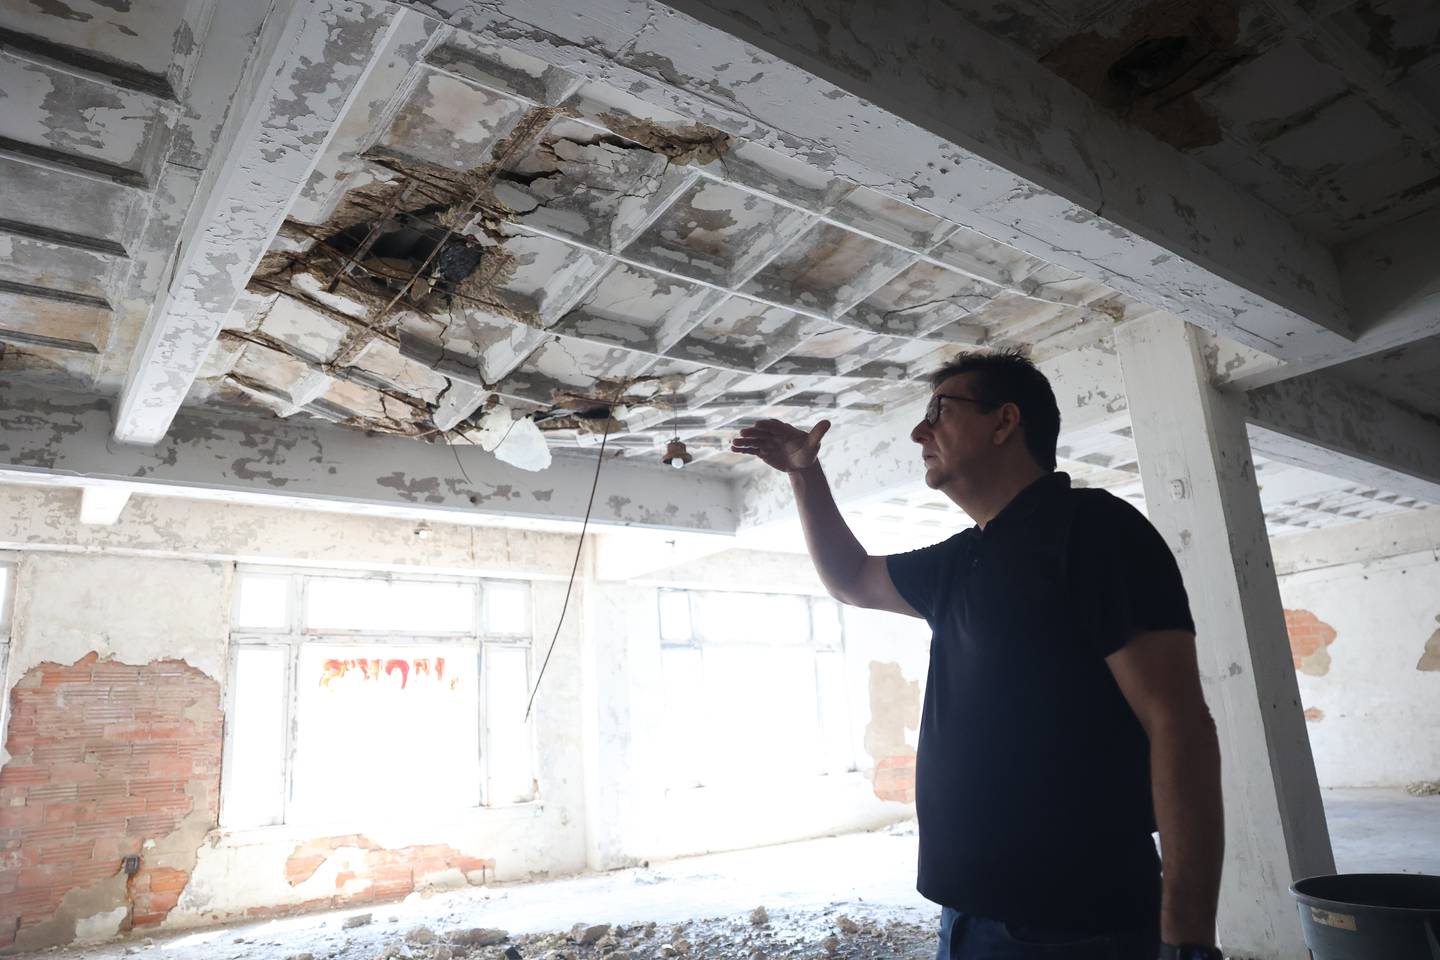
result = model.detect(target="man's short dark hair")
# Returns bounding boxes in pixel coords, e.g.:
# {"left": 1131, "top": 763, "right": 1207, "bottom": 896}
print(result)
{"left": 928, "top": 349, "right": 1060, "bottom": 471}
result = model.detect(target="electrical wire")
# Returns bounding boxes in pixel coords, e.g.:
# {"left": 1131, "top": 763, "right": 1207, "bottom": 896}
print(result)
{"left": 523, "top": 417, "right": 611, "bottom": 721}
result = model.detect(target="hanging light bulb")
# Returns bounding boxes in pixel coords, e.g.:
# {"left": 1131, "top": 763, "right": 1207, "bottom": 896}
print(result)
{"left": 662, "top": 437, "right": 692, "bottom": 469}
{"left": 660, "top": 386, "right": 692, "bottom": 470}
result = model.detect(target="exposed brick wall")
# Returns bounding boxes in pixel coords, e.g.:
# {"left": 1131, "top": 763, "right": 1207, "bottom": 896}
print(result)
{"left": 0, "top": 654, "right": 222, "bottom": 951}
{"left": 872, "top": 755, "right": 916, "bottom": 804}
{"left": 268, "top": 835, "right": 495, "bottom": 917}
{"left": 1284, "top": 608, "right": 1338, "bottom": 676}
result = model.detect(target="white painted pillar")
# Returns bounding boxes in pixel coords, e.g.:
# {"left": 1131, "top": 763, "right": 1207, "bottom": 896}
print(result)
{"left": 1114, "top": 316, "right": 1334, "bottom": 960}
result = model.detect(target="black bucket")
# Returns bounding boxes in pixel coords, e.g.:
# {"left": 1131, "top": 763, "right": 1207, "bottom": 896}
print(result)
{"left": 1291, "top": 873, "right": 1440, "bottom": 959}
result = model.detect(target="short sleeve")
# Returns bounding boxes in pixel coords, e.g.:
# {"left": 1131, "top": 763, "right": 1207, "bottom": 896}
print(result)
{"left": 1079, "top": 493, "right": 1195, "bottom": 657}
{"left": 886, "top": 532, "right": 969, "bottom": 624}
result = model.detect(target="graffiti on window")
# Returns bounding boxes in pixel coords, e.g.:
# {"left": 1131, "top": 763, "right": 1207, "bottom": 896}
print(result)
{"left": 318, "top": 657, "right": 457, "bottom": 690}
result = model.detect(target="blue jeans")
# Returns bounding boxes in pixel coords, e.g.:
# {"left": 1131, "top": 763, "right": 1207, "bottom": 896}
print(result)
{"left": 937, "top": 907, "right": 1160, "bottom": 959}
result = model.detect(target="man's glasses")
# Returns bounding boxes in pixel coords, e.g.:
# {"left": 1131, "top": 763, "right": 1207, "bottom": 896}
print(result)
{"left": 924, "top": 393, "right": 993, "bottom": 427}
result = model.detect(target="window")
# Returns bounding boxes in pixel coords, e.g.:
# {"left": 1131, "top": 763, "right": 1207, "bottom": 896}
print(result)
{"left": 223, "top": 568, "right": 535, "bottom": 829}
{"left": 658, "top": 589, "right": 853, "bottom": 787}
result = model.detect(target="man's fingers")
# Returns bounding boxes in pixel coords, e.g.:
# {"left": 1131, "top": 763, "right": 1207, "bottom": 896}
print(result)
{"left": 808, "top": 420, "right": 831, "bottom": 443}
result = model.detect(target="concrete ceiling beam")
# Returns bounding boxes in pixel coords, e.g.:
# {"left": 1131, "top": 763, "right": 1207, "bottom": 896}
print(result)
{"left": 1245, "top": 372, "right": 1440, "bottom": 506}
{"left": 1214, "top": 206, "right": 1440, "bottom": 389}
{"left": 735, "top": 343, "right": 1131, "bottom": 531}
{"left": 111, "top": 0, "right": 401, "bottom": 446}
{"left": 1270, "top": 507, "right": 1440, "bottom": 577}
{"left": 78, "top": 486, "right": 132, "bottom": 526}
{"left": 2, "top": 380, "right": 741, "bottom": 536}
{"left": 399, "top": 0, "right": 1355, "bottom": 367}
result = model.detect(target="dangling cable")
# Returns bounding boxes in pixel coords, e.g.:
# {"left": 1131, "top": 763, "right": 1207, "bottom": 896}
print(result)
{"left": 523, "top": 418, "right": 611, "bottom": 721}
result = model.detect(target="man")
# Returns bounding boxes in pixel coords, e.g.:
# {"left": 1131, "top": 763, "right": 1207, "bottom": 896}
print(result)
{"left": 731, "top": 350, "right": 1224, "bottom": 960}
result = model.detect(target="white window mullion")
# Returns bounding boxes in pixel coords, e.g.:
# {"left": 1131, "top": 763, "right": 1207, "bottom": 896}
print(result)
{"left": 225, "top": 567, "right": 527, "bottom": 828}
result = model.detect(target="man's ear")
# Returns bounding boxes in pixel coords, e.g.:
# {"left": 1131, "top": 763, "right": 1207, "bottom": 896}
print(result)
{"left": 992, "top": 402, "right": 1024, "bottom": 447}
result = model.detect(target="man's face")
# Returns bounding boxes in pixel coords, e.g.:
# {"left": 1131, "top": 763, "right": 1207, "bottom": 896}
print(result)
{"left": 910, "top": 373, "right": 999, "bottom": 489}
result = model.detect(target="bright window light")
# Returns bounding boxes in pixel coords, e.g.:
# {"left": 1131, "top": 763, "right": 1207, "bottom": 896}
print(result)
{"left": 816, "top": 650, "right": 854, "bottom": 773}
{"left": 289, "top": 644, "right": 480, "bottom": 822}
{"left": 691, "top": 591, "right": 809, "bottom": 645}
{"left": 484, "top": 581, "right": 530, "bottom": 636}
{"left": 659, "top": 589, "right": 852, "bottom": 787}
{"left": 305, "top": 577, "right": 475, "bottom": 634}
{"left": 660, "top": 647, "right": 704, "bottom": 787}
{"left": 702, "top": 645, "right": 821, "bottom": 780}
{"left": 484, "top": 645, "right": 534, "bottom": 803}
{"left": 812, "top": 599, "right": 844, "bottom": 650}
{"left": 658, "top": 591, "right": 692, "bottom": 642}
{"left": 235, "top": 573, "right": 289, "bottom": 630}
{"left": 223, "top": 647, "right": 288, "bottom": 828}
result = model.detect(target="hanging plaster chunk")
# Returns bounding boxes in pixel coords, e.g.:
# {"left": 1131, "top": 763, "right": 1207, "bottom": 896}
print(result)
{"left": 494, "top": 414, "right": 551, "bottom": 472}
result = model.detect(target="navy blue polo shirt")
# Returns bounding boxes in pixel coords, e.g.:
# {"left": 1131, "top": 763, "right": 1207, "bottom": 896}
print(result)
{"left": 886, "top": 472, "right": 1194, "bottom": 933}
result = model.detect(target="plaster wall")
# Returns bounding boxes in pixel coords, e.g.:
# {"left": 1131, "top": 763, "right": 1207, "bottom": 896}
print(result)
{"left": 1278, "top": 547, "right": 1440, "bottom": 788}
{"left": 0, "top": 486, "right": 589, "bottom": 948}
{"left": 0, "top": 483, "right": 926, "bottom": 948}
{"left": 578, "top": 553, "right": 929, "bottom": 869}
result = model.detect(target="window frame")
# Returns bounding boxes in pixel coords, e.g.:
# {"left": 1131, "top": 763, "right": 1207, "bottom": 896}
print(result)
{"left": 656, "top": 587, "right": 855, "bottom": 788}
{"left": 222, "top": 565, "right": 536, "bottom": 831}
{"left": 0, "top": 555, "right": 16, "bottom": 754}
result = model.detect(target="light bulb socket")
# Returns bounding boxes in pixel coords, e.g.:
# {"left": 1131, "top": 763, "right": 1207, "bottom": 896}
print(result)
{"left": 661, "top": 438, "right": 693, "bottom": 469}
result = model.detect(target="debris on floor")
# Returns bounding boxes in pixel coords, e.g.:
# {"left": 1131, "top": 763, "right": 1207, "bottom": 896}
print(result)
{"left": 32, "top": 910, "right": 941, "bottom": 960}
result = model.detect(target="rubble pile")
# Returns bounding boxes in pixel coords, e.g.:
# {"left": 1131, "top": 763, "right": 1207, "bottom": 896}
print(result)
{"left": 365, "top": 911, "right": 938, "bottom": 960}
{"left": 82, "top": 909, "right": 939, "bottom": 960}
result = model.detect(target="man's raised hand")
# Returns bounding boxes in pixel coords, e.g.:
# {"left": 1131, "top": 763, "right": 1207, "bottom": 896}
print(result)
{"left": 730, "top": 419, "right": 831, "bottom": 472}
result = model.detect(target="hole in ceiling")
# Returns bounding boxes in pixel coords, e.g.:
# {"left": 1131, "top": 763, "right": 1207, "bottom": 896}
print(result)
{"left": 1107, "top": 36, "right": 1192, "bottom": 95}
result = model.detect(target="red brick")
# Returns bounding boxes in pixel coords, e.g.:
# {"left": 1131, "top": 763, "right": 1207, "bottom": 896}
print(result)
{"left": 37, "top": 840, "right": 93, "bottom": 865}
{"left": 145, "top": 867, "right": 189, "bottom": 894}
{"left": 25, "top": 784, "right": 78, "bottom": 804}
{"left": 12, "top": 884, "right": 61, "bottom": 913}
{"left": 0, "top": 806, "right": 46, "bottom": 829}
{"left": 19, "top": 824, "right": 74, "bottom": 845}
{"left": 0, "top": 766, "right": 49, "bottom": 787}
{"left": 125, "top": 814, "right": 180, "bottom": 836}
{"left": 46, "top": 762, "right": 100, "bottom": 785}
{"left": 3, "top": 655, "right": 222, "bottom": 945}
{"left": 72, "top": 818, "right": 128, "bottom": 840}
{"left": 94, "top": 797, "right": 147, "bottom": 819}
{"left": 70, "top": 859, "right": 122, "bottom": 885}
{"left": 147, "top": 757, "right": 196, "bottom": 778}
{"left": 127, "top": 778, "right": 183, "bottom": 799}
{"left": 43, "top": 802, "right": 98, "bottom": 824}
{"left": 19, "top": 863, "right": 70, "bottom": 887}
{"left": 75, "top": 781, "right": 129, "bottom": 802}
{"left": 31, "top": 743, "right": 84, "bottom": 764}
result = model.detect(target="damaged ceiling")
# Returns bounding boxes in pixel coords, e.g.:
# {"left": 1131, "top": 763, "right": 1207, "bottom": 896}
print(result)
{"left": 0, "top": 0, "right": 1157, "bottom": 473}
{"left": 956, "top": 0, "right": 1440, "bottom": 243}
{"left": 0, "top": 0, "right": 1435, "bottom": 538}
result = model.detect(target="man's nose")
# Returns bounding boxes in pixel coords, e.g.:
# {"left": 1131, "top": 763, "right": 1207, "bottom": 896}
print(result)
{"left": 910, "top": 420, "right": 929, "bottom": 444}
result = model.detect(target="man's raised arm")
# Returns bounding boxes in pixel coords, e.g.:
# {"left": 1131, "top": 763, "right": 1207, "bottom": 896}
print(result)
{"left": 731, "top": 419, "right": 920, "bottom": 618}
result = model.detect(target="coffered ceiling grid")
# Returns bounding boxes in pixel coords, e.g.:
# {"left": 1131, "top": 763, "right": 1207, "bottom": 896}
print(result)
{"left": 198, "top": 24, "right": 1153, "bottom": 471}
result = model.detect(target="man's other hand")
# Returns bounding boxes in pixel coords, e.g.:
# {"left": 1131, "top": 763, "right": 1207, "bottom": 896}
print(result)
{"left": 730, "top": 419, "right": 831, "bottom": 472}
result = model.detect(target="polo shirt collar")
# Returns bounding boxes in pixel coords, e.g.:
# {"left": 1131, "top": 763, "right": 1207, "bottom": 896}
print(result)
{"left": 982, "top": 471, "right": 1071, "bottom": 534}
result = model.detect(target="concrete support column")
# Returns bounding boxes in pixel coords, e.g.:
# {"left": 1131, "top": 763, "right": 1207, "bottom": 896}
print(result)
{"left": 1114, "top": 316, "right": 1335, "bottom": 959}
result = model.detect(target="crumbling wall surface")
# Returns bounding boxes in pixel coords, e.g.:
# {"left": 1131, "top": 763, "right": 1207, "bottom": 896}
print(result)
{"left": 0, "top": 554, "right": 229, "bottom": 952}
{"left": 1279, "top": 548, "right": 1440, "bottom": 788}
{"left": 0, "top": 506, "right": 589, "bottom": 949}
{"left": 0, "top": 652, "right": 222, "bottom": 952}
{"left": 171, "top": 575, "right": 588, "bottom": 928}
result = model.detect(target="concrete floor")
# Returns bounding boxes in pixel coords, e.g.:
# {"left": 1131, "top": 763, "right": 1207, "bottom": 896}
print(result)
{"left": 17, "top": 789, "right": 1439, "bottom": 959}
{"left": 1323, "top": 788, "right": 1440, "bottom": 875}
